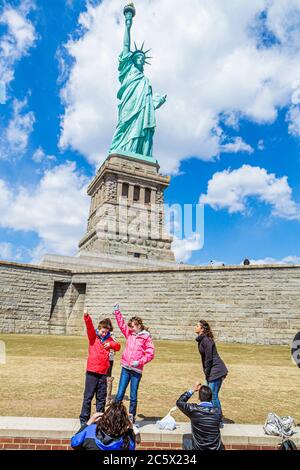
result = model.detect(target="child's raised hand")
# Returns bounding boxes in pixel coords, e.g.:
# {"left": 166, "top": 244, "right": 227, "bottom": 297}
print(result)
{"left": 84, "top": 309, "right": 89, "bottom": 317}
{"left": 113, "top": 303, "right": 120, "bottom": 312}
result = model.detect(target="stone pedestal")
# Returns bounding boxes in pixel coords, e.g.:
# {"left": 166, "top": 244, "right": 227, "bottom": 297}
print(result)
{"left": 78, "top": 153, "right": 175, "bottom": 263}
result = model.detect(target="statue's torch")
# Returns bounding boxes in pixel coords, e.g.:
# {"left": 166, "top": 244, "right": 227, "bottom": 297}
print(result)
{"left": 124, "top": 3, "right": 136, "bottom": 21}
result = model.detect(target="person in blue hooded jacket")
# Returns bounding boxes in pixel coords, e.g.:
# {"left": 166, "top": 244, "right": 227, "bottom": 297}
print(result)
{"left": 71, "top": 402, "right": 136, "bottom": 451}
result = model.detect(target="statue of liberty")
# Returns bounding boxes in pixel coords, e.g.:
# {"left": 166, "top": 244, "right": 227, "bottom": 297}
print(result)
{"left": 109, "top": 4, "right": 167, "bottom": 160}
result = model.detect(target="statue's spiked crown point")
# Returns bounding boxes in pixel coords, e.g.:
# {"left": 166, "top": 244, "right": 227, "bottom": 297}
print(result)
{"left": 133, "top": 41, "right": 152, "bottom": 63}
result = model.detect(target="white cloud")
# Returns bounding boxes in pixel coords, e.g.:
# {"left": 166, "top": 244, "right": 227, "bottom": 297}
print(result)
{"left": 200, "top": 164, "right": 300, "bottom": 220}
{"left": 66, "top": 0, "right": 76, "bottom": 8}
{"left": 257, "top": 139, "right": 265, "bottom": 150}
{"left": 32, "top": 147, "right": 56, "bottom": 163}
{"left": 0, "top": 0, "right": 37, "bottom": 86}
{"left": 291, "top": 80, "right": 300, "bottom": 105}
{"left": 32, "top": 147, "right": 45, "bottom": 163}
{"left": 222, "top": 111, "right": 240, "bottom": 130}
{"left": 28, "top": 243, "right": 49, "bottom": 264}
{"left": 286, "top": 79, "right": 300, "bottom": 136}
{"left": 219, "top": 137, "right": 254, "bottom": 154}
{"left": 0, "top": 242, "right": 13, "bottom": 260}
{"left": 0, "top": 98, "right": 35, "bottom": 159}
{"left": 264, "top": 0, "right": 300, "bottom": 48}
{"left": 0, "top": 162, "right": 90, "bottom": 255}
{"left": 59, "top": 0, "right": 300, "bottom": 173}
{"left": 172, "top": 233, "right": 203, "bottom": 263}
{"left": 0, "top": 1, "right": 36, "bottom": 160}
{"left": 282, "top": 255, "right": 300, "bottom": 264}
{"left": 0, "top": 242, "right": 24, "bottom": 262}
{"left": 286, "top": 106, "right": 300, "bottom": 137}
{"left": 249, "top": 255, "right": 300, "bottom": 265}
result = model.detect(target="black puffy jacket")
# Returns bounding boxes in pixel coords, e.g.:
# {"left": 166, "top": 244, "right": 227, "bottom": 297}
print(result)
{"left": 176, "top": 391, "right": 224, "bottom": 451}
{"left": 291, "top": 331, "right": 300, "bottom": 368}
{"left": 196, "top": 335, "right": 228, "bottom": 382}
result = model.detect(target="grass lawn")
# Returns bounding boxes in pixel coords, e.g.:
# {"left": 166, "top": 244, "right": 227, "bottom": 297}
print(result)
{"left": 0, "top": 334, "right": 299, "bottom": 425}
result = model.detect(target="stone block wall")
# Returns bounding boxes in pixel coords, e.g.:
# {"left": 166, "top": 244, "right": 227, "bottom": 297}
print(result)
{"left": 0, "top": 261, "right": 300, "bottom": 344}
{"left": 73, "top": 265, "right": 300, "bottom": 345}
{"left": 0, "top": 262, "right": 72, "bottom": 335}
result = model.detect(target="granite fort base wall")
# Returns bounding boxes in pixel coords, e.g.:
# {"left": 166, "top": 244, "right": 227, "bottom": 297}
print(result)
{"left": 1, "top": 261, "right": 300, "bottom": 344}
{"left": 0, "top": 262, "right": 72, "bottom": 335}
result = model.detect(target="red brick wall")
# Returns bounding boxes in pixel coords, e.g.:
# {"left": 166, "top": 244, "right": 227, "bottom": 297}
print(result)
{"left": 0, "top": 437, "right": 291, "bottom": 450}
{"left": 137, "top": 442, "right": 182, "bottom": 450}
{"left": 0, "top": 438, "right": 72, "bottom": 450}
{"left": 225, "top": 444, "right": 279, "bottom": 450}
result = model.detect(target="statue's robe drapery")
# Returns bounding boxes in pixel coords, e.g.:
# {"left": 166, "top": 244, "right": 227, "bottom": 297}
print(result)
{"left": 109, "top": 51, "right": 156, "bottom": 157}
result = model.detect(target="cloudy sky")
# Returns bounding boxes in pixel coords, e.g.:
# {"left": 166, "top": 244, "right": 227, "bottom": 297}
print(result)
{"left": 0, "top": 0, "right": 300, "bottom": 265}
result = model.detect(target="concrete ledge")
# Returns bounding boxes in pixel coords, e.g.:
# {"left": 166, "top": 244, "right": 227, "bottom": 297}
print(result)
{"left": 41, "top": 253, "right": 179, "bottom": 272}
{"left": 1, "top": 259, "right": 300, "bottom": 275}
{"left": 0, "top": 260, "right": 72, "bottom": 275}
{"left": 0, "top": 417, "right": 299, "bottom": 449}
{"left": 0, "top": 417, "right": 79, "bottom": 439}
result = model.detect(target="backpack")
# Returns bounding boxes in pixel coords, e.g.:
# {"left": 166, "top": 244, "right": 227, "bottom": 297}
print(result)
{"left": 263, "top": 412, "right": 295, "bottom": 438}
{"left": 278, "top": 439, "right": 298, "bottom": 450}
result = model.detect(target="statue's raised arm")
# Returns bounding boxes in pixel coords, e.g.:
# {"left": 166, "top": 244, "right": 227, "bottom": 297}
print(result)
{"left": 123, "top": 4, "right": 135, "bottom": 55}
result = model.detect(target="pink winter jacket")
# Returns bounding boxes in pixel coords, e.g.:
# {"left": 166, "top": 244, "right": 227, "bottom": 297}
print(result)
{"left": 114, "top": 309, "right": 155, "bottom": 374}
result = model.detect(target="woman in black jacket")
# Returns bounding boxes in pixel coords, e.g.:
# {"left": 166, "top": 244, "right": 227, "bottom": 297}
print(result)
{"left": 195, "top": 320, "right": 228, "bottom": 418}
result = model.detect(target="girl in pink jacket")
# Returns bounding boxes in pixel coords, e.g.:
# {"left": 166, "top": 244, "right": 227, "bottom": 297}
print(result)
{"left": 113, "top": 304, "right": 155, "bottom": 421}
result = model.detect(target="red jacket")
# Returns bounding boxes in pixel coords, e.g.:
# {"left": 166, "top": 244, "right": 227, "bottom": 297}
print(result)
{"left": 84, "top": 314, "right": 120, "bottom": 374}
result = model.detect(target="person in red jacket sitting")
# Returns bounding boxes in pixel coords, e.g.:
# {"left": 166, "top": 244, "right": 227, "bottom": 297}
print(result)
{"left": 80, "top": 310, "right": 121, "bottom": 426}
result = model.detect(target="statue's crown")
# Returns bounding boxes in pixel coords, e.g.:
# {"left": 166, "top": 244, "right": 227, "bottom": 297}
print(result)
{"left": 132, "top": 42, "right": 152, "bottom": 64}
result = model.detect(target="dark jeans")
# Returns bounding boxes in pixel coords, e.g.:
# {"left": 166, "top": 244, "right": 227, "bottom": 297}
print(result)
{"left": 107, "top": 360, "right": 114, "bottom": 377}
{"left": 79, "top": 371, "right": 107, "bottom": 425}
{"left": 207, "top": 378, "right": 223, "bottom": 414}
{"left": 183, "top": 435, "right": 193, "bottom": 450}
{"left": 115, "top": 367, "right": 142, "bottom": 417}
{"left": 183, "top": 436, "right": 225, "bottom": 451}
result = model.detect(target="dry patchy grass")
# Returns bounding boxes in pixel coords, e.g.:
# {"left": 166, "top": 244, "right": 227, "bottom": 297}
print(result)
{"left": 0, "top": 334, "right": 299, "bottom": 424}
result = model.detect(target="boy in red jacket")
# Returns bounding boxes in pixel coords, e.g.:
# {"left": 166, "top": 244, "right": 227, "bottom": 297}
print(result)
{"left": 79, "top": 310, "right": 121, "bottom": 425}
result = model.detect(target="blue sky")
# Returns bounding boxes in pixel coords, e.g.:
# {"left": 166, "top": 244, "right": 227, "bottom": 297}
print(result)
{"left": 0, "top": 0, "right": 300, "bottom": 266}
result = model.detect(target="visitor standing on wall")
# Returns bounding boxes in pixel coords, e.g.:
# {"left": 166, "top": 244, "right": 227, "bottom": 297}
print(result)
{"left": 113, "top": 303, "right": 155, "bottom": 422}
{"left": 80, "top": 311, "right": 121, "bottom": 425}
{"left": 195, "top": 320, "right": 228, "bottom": 424}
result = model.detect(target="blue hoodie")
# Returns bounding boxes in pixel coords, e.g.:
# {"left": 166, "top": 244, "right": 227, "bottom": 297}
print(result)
{"left": 71, "top": 423, "right": 136, "bottom": 451}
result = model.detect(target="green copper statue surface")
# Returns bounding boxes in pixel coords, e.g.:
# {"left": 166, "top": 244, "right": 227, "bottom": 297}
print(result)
{"left": 109, "top": 4, "right": 166, "bottom": 161}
